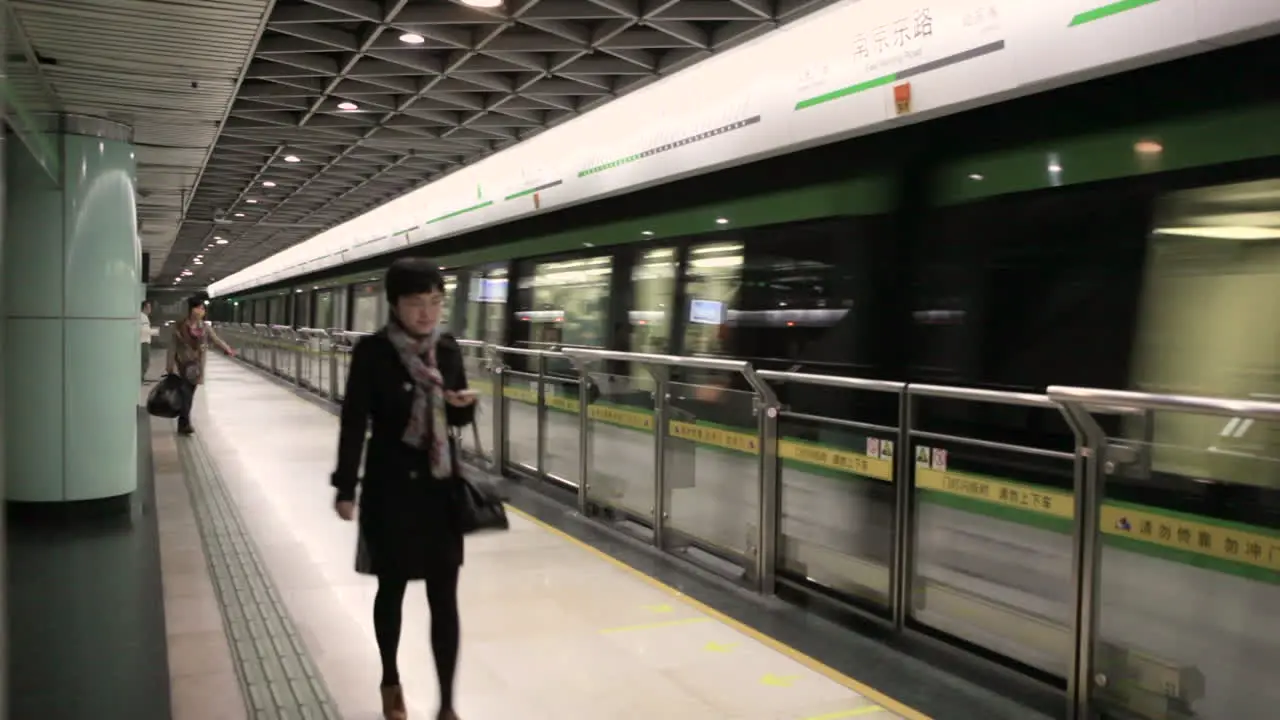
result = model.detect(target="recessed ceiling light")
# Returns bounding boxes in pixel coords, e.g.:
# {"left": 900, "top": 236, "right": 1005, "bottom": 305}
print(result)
{"left": 1047, "top": 163, "right": 1062, "bottom": 173}
{"left": 461, "top": 0, "right": 503, "bottom": 7}
{"left": 1134, "top": 140, "right": 1163, "bottom": 154}
{"left": 262, "top": 181, "right": 276, "bottom": 188}
{"left": 968, "top": 173, "right": 984, "bottom": 181}
{"left": 642, "top": 230, "right": 654, "bottom": 236}
{"left": 234, "top": 212, "right": 245, "bottom": 217}
{"left": 399, "top": 32, "right": 426, "bottom": 44}
{"left": 246, "top": 198, "right": 258, "bottom": 204}
{"left": 337, "top": 101, "right": 359, "bottom": 111}
{"left": 715, "top": 217, "right": 729, "bottom": 224}
{"left": 215, "top": 238, "right": 229, "bottom": 245}
{"left": 283, "top": 154, "right": 300, "bottom": 163}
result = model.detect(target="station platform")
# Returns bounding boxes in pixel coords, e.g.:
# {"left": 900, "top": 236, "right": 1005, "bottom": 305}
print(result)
{"left": 153, "top": 354, "right": 940, "bottom": 720}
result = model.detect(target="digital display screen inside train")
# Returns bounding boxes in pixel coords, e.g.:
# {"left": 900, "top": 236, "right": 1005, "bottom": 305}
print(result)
{"left": 689, "top": 298, "right": 725, "bottom": 325}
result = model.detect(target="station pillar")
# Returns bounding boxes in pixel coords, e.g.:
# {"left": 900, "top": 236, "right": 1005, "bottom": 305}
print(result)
{"left": 3, "top": 114, "right": 140, "bottom": 508}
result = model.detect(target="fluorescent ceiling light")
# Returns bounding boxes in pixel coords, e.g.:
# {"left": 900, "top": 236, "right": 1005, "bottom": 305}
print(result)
{"left": 215, "top": 238, "right": 229, "bottom": 245}
{"left": 968, "top": 173, "right": 984, "bottom": 181}
{"left": 399, "top": 32, "right": 425, "bottom": 44}
{"left": 246, "top": 198, "right": 258, "bottom": 204}
{"left": 1154, "top": 226, "right": 1280, "bottom": 241}
{"left": 461, "top": 0, "right": 503, "bottom": 7}
{"left": 283, "top": 155, "right": 300, "bottom": 163}
{"left": 262, "top": 181, "right": 276, "bottom": 188}
{"left": 234, "top": 212, "right": 245, "bottom": 217}
{"left": 337, "top": 101, "right": 359, "bottom": 111}
{"left": 642, "top": 230, "right": 654, "bottom": 236}
{"left": 715, "top": 217, "right": 729, "bottom": 224}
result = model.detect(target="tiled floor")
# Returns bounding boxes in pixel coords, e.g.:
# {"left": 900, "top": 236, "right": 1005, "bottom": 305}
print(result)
{"left": 159, "top": 355, "right": 924, "bottom": 720}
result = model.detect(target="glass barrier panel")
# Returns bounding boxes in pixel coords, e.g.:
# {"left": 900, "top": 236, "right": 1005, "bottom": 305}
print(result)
{"left": 333, "top": 347, "right": 354, "bottom": 402}
{"left": 909, "top": 418, "right": 1077, "bottom": 678}
{"left": 1091, "top": 418, "right": 1280, "bottom": 720}
{"left": 541, "top": 374, "right": 581, "bottom": 486}
{"left": 503, "top": 370, "right": 540, "bottom": 474}
{"left": 586, "top": 371, "right": 656, "bottom": 526}
{"left": 777, "top": 412, "right": 896, "bottom": 609}
{"left": 458, "top": 346, "right": 493, "bottom": 464}
{"left": 662, "top": 381, "right": 759, "bottom": 566}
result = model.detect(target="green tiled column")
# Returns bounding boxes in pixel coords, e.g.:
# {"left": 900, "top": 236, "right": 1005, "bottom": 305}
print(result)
{"left": 4, "top": 115, "right": 140, "bottom": 503}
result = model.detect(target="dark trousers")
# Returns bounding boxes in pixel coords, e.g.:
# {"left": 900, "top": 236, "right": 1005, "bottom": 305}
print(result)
{"left": 177, "top": 379, "right": 198, "bottom": 429}
{"left": 141, "top": 344, "right": 150, "bottom": 381}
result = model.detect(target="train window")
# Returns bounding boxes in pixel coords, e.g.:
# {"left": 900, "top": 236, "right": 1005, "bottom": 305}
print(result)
{"left": 314, "top": 290, "right": 334, "bottom": 330}
{"left": 515, "top": 255, "right": 612, "bottom": 350}
{"left": 294, "top": 290, "right": 312, "bottom": 328}
{"left": 441, "top": 273, "right": 457, "bottom": 331}
{"left": 732, "top": 218, "right": 879, "bottom": 374}
{"left": 630, "top": 247, "right": 677, "bottom": 351}
{"left": 681, "top": 241, "right": 743, "bottom": 358}
{"left": 351, "top": 281, "right": 383, "bottom": 333}
{"left": 1131, "top": 177, "right": 1280, "bottom": 481}
{"left": 916, "top": 181, "right": 1151, "bottom": 391}
{"left": 464, "top": 265, "right": 508, "bottom": 346}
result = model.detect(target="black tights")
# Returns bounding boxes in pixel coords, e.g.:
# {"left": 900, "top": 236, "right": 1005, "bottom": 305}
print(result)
{"left": 373, "top": 565, "right": 461, "bottom": 710}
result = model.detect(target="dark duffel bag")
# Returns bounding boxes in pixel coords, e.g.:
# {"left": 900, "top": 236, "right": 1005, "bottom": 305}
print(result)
{"left": 146, "top": 374, "right": 185, "bottom": 419}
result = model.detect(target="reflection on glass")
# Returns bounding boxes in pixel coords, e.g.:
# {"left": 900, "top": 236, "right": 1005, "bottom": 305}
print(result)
{"left": 442, "top": 274, "right": 457, "bottom": 331}
{"left": 1131, "top": 178, "right": 1280, "bottom": 486}
{"left": 517, "top": 255, "right": 612, "bottom": 376}
{"left": 683, "top": 243, "right": 743, "bottom": 356}
{"left": 630, "top": 247, "right": 676, "bottom": 377}
{"left": 315, "top": 290, "right": 334, "bottom": 330}
{"left": 351, "top": 282, "right": 383, "bottom": 332}
{"left": 465, "top": 265, "right": 508, "bottom": 345}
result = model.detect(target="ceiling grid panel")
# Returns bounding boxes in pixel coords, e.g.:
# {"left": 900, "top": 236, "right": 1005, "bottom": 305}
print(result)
{"left": 164, "top": 0, "right": 843, "bottom": 287}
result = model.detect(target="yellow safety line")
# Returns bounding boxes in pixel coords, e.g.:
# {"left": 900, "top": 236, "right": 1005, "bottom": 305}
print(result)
{"left": 598, "top": 616, "right": 713, "bottom": 634}
{"left": 504, "top": 505, "right": 933, "bottom": 720}
{"left": 802, "top": 706, "right": 887, "bottom": 720}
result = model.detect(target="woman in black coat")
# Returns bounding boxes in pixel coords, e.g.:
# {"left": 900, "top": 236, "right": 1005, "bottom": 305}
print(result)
{"left": 331, "top": 258, "right": 476, "bottom": 720}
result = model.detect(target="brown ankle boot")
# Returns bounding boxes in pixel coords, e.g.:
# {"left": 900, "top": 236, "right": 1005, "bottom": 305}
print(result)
{"left": 380, "top": 685, "right": 407, "bottom": 720}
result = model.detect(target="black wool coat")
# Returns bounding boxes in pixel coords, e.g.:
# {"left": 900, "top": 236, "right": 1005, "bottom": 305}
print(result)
{"left": 331, "top": 328, "right": 472, "bottom": 578}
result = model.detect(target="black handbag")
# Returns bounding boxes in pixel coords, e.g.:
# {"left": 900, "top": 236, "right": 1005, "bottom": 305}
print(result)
{"left": 452, "top": 472, "right": 509, "bottom": 534}
{"left": 146, "top": 374, "right": 184, "bottom": 419}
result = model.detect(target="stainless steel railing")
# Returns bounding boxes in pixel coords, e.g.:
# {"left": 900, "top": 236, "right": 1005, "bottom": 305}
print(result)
{"left": 211, "top": 322, "right": 1280, "bottom": 720}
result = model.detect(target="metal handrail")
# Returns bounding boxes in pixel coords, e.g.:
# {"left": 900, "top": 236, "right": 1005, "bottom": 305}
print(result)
{"left": 563, "top": 347, "right": 777, "bottom": 404}
{"left": 757, "top": 369, "right": 904, "bottom": 394}
{"left": 1048, "top": 386, "right": 1280, "bottom": 420}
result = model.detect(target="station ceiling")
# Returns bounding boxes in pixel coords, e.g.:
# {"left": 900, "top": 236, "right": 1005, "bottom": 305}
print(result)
{"left": 8, "top": 0, "right": 838, "bottom": 289}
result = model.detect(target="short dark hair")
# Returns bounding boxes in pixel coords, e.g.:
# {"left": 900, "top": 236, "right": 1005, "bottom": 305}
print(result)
{"left": 385, "top": 257, "right": 445, "bottom": 303}
{"left": 186, "top": 295, "right": 207, "bottom": 312}
{"left": 141, "top": 299, "right": 151, "bottom": 310}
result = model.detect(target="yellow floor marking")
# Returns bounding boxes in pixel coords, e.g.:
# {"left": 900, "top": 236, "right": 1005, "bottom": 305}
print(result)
{"left": 703, "top": 641, "right": 737, "bottom": 653}
{"left": 802, "top": 706, "right": 886, "bottom": 720}
{"left": 599, "top": 616, "right": 712, "bottom": 635}
{"left": 761, "top": 673, "right": 800, "bottom": 687}
{"left": 643, "top": 603, "right": 675, "bottom": 613}
{"left": 505, "top": 505, "right": 933, "bottom": 720}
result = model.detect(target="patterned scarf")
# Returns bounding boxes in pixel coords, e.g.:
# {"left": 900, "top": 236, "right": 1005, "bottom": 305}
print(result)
{"left": 386, "top": 320, "right": 453, "bottom": 480}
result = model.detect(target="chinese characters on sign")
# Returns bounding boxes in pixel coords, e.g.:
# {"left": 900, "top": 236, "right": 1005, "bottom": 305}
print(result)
{"left": 854, "top": 8, "right": 933, "bottom": 59}
{"left": 1108, "top": 508, "right": 1280, "bottom": 571}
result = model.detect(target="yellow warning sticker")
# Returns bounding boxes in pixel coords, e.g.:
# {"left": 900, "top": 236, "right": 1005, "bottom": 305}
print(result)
{"left": 668, "top": 421, "right": 759, "bottom": 453}
{"left": 1101, "top": 504, "right": 1280, "bottom": 573}
{"left": 588, "top": 404, "right": 654, "bottom": 431}
{"left": 779, "top": 440, "right": 893, "bottom": 482}
{"left": 916, "top": 467, "right": 1075, "bottom": 520}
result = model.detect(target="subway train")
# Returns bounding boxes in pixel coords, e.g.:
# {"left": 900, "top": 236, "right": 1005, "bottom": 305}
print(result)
{"left": 212, "top": 37, "right": 1280, "bottom": 720}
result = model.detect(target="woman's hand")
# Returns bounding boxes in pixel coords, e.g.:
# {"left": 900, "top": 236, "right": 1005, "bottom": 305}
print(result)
{"left": 444, "top": 390, "right": 477, "bottom": 407}
{"left": 334, "top": 499, "right": 355, "bottom": 521}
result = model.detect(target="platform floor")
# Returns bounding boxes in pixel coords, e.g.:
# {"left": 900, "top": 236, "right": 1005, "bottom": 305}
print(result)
{"left": 157, "top": 355, "right": 924, "bottom": 720}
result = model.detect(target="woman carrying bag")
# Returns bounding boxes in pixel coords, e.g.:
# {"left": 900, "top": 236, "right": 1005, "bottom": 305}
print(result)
{"left": 330, "top": 258, "right": 491, "bottom": 720}
{"left": 167, "top": 295, "right": 236, "bottom": 435}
